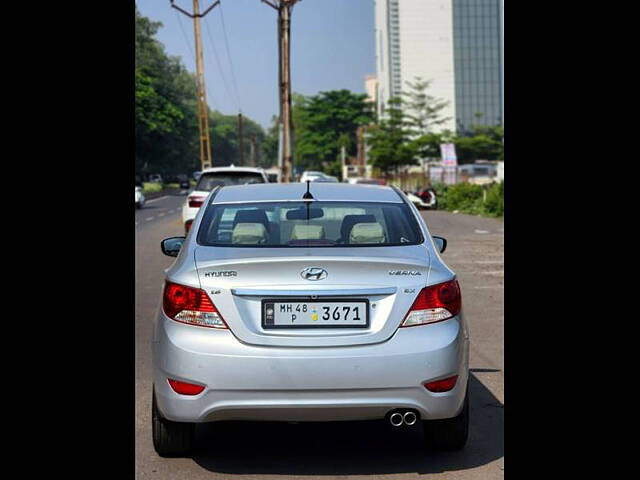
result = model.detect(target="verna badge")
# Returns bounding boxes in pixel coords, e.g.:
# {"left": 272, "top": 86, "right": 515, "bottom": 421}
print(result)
{"left": 301, "top": 267, "right": 327, "bottom": 281}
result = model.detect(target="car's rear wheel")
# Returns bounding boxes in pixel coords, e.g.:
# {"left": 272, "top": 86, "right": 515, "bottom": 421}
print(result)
{"left": 423, "top": 387, "right": 469, "bottom": 450}
{"left": 152, "top": 390, "right": 194, "bottom": 457}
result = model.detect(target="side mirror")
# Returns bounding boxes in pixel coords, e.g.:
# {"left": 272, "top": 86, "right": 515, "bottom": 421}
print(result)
{"left": 161, "top": 237, "right": 186, "bottom": 257}
{"left": 433, "top": 236, "right": 447, "bottom": 253}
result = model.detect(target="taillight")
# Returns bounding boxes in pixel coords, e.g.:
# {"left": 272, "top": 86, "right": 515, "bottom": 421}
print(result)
{"left": 424, "top": 375, "right": 458, "bottom": 392}
{"left": 185, "top": 220, "right": 193, "bottom": 233}
{"left": 401, "top": 279, "right": 461, "bottom": 327}
{"left": 163, "top": 281, "right": 227, "bottom": 329}
{"left": 188, "top": 196, "right": 205, "bottom": 208}
{"left": 167, "top": 379, "right": 205, "bottom": 396}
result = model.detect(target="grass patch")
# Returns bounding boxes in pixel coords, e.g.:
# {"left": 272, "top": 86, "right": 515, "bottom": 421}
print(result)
{"left": 142, "top": 182, "right": 163, "bottom": 194}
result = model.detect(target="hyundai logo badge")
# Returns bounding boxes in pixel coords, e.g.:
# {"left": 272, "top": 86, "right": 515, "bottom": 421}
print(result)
{"left": 301, "top": 267, "right": 328, "bottom": 281}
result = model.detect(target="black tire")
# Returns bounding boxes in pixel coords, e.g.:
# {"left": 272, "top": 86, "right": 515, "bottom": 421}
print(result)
{"left": 423, "top": 389, "right": 469, "bottom": 450}
{"left": 152, "top": 391, "right": 195, "bottom": 457}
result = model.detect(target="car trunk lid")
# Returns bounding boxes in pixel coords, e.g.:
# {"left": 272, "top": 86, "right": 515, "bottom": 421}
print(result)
{"left": 194, "top": 245, "right": 432, "bottom": 347}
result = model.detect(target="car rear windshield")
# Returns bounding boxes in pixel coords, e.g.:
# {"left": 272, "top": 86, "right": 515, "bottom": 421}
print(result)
{"left": 195, "top": 172, "right": 265, "bottom": 191}
{"left": 197, "top": 201, "right": 423, "bottom": 247}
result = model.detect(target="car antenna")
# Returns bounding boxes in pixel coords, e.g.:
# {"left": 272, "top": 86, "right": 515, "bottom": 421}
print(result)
{"left": 302, "top": 180, "right": 314, "bottom": 200}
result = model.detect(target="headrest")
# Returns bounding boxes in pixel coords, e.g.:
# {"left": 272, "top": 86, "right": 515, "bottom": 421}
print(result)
{"left": 290, "top": 224, "right": 325, "bottom": 241}
{"left": 341, "top": 214, "right": 376, "bottom": 239}
{"left": 232, "top": 223, "right": 268, "bottom": 245}
{"left": 349, "top": 222, "right": 386, "bottom": 244}
{"left": 233, "top": 209, "right": 269, "bottom": 228}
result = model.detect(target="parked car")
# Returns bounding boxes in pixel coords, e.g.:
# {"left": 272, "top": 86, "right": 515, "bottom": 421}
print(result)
{"left": 153, "top": 183, "right": 469, "bottom": 456}
{"left": 148, "top": 174, "right": 163, "bottom": 184}
{"left": 176, "top": 174, "right": 190, "bottom": 190}
{"left": 300, "top": 171, "right": 329, "bottom": 183}
{"left": 181, "top": 166, "right": 269, "bottom": 233}
{"left": 311, "top": 175, "right": 339, "bottom": 183}
{"left": 347, "top": 177, "right": 386, "bottom": 185}
{"left": 135, "top": 186, "right": 145, "bottom": 209}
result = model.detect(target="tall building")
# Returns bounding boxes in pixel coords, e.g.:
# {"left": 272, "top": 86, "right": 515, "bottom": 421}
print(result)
{"left": 364, "top": 74, "right": 378, "bottom": 104}
{"left": 375, "top": 0, "right": 503, "bottom": 134}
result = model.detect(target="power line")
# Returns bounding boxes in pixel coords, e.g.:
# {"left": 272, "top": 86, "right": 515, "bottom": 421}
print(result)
{"left": 174, "top": 7, "right": 218, "bottom": 111}
{"left": 174, "top": 8, "right": 195, "bottom": 61}
{"left": 218, "top": 1, "right": 243, "bottom": 112}
{"left": 203, "top": 16, "right": 238, "bottom": 112}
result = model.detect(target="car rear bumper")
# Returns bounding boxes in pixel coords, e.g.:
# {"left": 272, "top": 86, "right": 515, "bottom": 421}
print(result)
{"left": 181, "top": 205, "right": 198, "bottom": 226}
{"left": 152, "top": 312, "right": 469, "bottom": 423}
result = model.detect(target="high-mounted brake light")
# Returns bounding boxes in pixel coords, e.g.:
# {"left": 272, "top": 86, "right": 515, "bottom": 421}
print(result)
{"left": 401, "top": 279, "right": 461, "bottom": 327}
{"left": 188, "top": 196, "right": 205, "bottom": 208}
{"left": 163, "top": 281, "right": 227, "bottom": 329}
{"left": 168, "top": 378, "right": 206, "bottom": 396}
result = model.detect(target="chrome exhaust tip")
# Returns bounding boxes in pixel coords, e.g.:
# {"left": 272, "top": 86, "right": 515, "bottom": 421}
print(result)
{"left": 389, "top": 412, "right": 404, "bottom": 427}
{"left": 403, "top": 411, "right": 417, "bottom": 426}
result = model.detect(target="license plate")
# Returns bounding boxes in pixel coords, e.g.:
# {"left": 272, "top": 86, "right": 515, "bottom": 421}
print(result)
{"left": 262, "top": 299, "right": 369, "bottom": 329}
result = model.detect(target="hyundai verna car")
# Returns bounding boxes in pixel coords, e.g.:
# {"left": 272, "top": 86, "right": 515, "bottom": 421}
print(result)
{"left": 153, "top": 183, "right": 469, "bottom": 456}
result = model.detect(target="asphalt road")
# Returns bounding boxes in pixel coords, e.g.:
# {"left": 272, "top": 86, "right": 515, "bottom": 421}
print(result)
{"left": 135, "top": 201, "right": 504, "bottom": 479}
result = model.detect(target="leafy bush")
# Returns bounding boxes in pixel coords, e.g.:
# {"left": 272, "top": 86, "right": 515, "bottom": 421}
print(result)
{"left": 481, "top": 181, "right": 504, "bottom": 217}
{"left": 436, "top": 181, "right": 504, "bottom": 217}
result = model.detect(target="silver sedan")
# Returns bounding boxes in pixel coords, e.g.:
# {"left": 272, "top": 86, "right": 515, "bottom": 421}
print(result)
{"left": 152, "top": 183, "right": 469, "bottom": 456}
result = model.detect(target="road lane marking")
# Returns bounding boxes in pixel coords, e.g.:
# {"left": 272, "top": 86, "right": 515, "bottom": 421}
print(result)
{"left": 475, "top": 229, "right": 490, "bottom": 234}
{"left": 145, "top": 217, "right": 153, "bottom": 221}
{"left": 158, "top": 212, "right": 165, "bottom": 217}
{"left": 146, "top": 196, "right": 169, "bottom": 204}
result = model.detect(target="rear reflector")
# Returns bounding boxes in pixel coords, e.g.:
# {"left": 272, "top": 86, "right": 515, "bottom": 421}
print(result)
{"left": 401, "top": 279, "right": 461, "bottom": 327}
{"left": 424, "top": 375, "right": 458, "bottom": 393}
{"left": 168, "top": 379, "right": 205, "bottom": 396}
{"left": 185, "top": 220, "right": 193, "bottom": 233}
{"left": 163, "top": 281, "right": 227, "bottom": 329}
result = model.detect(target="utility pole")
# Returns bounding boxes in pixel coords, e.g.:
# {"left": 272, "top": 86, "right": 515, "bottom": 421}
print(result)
{"left": 171, "top": 0, "right": 220, "bottom": 171}
{"left": 237, "top": 113, "right": 245, "bottom": 165}
{"left": 250, "top": 134, "right": 258, "bottom": 167}
{"left": 261, "top": 0, "right": 301, "bottom": 183}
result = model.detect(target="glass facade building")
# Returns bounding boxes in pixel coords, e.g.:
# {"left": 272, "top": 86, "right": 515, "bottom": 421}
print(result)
{"left": 452, "top": 0, "right": 503, "bottom": 133}
{"left": 375, "top": 0, "right": 503, "bottom": 134}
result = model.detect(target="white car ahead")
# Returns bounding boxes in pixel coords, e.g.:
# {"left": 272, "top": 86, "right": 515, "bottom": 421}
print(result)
{"left": 300, "top": 171, "right": 329, "bottom": 183}
{"left": 182, "top": 166, "right": 268, "bottom": 233}
{"left": 135, "top": 186, "right": 145, "bottom": 209}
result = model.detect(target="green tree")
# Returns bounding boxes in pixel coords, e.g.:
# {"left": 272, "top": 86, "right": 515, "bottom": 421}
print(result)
{"left": 402, "top": 77, "right": 451, "bottom": 135}
{"left": 366, "top": 97, "right": 417, "bottom": 175}
{"left": 135, "top": 7, "right": 266, "bottom": 176}
{"left": 400, "top": 77, "right": 453, "bottom": 162}
{"left": 454, "top": 124, "right": 503, "bottom": 163}
{"left": 293, "top": 90, "right": 374, "bottom": 171}
{"left": 261, "top": 115, "right": 280, "bottom": 168}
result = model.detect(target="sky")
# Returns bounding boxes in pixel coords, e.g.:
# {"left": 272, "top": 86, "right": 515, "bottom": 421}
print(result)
{"left": 135, "top": 0, "right": 376, "bottom": 129}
